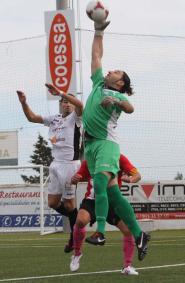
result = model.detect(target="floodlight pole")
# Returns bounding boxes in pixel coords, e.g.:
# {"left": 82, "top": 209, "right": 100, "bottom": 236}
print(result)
{"left": 56, "top": 0, "right": 71, "bottom": 234}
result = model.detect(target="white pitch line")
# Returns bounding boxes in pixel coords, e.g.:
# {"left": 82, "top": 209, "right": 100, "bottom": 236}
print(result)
{"left": 0, "top": 263, "right": 185, "bottom": 282}
{"left": 0, "top": 245, "right": 61, "bottom": 248}
{"left": 0, "top": 238, "right": 67, "bottom": 242}
{"left": 0, "top": 234, "right": 184, "bottom": 242}
{"left": 0, "top": 242, "right": 185, "bottom": 249}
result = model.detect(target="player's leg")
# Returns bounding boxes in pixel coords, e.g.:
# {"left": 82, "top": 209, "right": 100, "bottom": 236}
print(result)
{"left": 63, "top": 198, "right": 78, "bottom": 252}
{"left": 48, "top": 162, "right": 66, "bottom": 240}
{"left": 85, "top": 140, "right": 118, "bottom": 245}
{"left": 91, "top": 171, "right": 110, "bottom": 233}
{"left": 107, "top": 179, "right": 150, "bottom": 260}
{"left": 106, "top": 206, "right": 137, "bottom": 275}
{"left": 54, "top": 197, "right": 77, "bottom": 252}
{"left": 48, "top": 161, "right": 64, "bottom": 211}
{"left": 70, "top": 199, "right": 96, "bottom": 272}
{"left": 47, "top": 172, "right": 67, "bottom": 219}
{"left": 48, "top": 161, "right": 78, "bottom": 253}
{"left": 73, "top": 206, "right": 91, "bottom": 257}
{"left": 116, "top": 221, "right": 138, "bottom": 275}
{"left": 48, "top": 182, "right": 74, "bottom": 252}
{"left": 61, "top": 161, "right": 81, "bottom": 253}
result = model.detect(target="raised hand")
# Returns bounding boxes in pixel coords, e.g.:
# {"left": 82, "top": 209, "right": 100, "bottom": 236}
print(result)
{"left": 94, "top": 21, "right": 110, "bottom": 31}
{"left": 45, "top": 83, "right": 64, "bottom": 97}
{"left": 121, "top": 174, "right": 131, "bottom": 183}
{"left": 71, "top": 173, "right": 82, "bottom": 185}
{"left": 17, "top": 91, "right": 26, "bottom": 104}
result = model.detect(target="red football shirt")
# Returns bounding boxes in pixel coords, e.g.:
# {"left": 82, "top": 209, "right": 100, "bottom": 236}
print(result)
{"left": 76, "top": 154, "right": 138, "bottom": 199}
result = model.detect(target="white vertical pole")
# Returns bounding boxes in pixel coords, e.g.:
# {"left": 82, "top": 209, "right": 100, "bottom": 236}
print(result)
{"left": 55, "top": 0, "right": 71, "bottom": 233}
{"left": 76, "top": 0, "right": 84, "bottom": 102}
{"left": 40, "top": 165, "right": 44, "bottom": 235}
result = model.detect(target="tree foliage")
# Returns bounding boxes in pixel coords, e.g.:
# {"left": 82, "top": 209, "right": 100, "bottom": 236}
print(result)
{"left": 174, "top": 171, "right": 184, "bottom": 180}
{"left": 21, "top": 134, "right": 53, "bottom": 184}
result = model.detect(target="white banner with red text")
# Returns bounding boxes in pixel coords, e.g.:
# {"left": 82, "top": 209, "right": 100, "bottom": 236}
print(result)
{"left": 76, "top": 181, "right": 185, "bottom": 231}
{"left": 0, "top": 185, "right": 63, "bottom": 232}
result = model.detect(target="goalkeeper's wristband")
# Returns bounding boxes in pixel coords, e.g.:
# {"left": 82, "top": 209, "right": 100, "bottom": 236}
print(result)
{"left": 113, "top": 99, "right": 121, "bottom": 107}
{"left": 95, "top": 30, "right": 104, "bottom": 36}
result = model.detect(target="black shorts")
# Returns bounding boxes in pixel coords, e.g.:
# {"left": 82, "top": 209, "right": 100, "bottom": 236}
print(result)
{"left": 80, "top": 198, "right": 121, "bottom": 226}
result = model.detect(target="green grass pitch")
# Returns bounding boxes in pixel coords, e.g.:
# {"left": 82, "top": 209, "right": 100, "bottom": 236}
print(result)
{"left": 0, "top": 229, "right": 184, "bottom": 283}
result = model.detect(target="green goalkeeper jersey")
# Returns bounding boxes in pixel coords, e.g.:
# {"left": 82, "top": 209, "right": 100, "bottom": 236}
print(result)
{"left": 82, "top": 68, "right": 128, "bottom": 143}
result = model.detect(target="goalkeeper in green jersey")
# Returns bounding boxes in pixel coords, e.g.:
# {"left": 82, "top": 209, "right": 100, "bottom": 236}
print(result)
{"left": 82, "top": 19, "right": 150, "bottom": 261}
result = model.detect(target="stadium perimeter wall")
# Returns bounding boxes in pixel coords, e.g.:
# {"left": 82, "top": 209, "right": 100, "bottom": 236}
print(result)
{"left": 0, "top": 181, "right": 185, "bottom": 232}
{"left": 76, "top": 181, "right": 185, "bottom": 231}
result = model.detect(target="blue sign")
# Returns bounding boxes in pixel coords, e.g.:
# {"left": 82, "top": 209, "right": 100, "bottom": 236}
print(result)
{"left": 0, "top": 214, "right": 63, "bottom": 228}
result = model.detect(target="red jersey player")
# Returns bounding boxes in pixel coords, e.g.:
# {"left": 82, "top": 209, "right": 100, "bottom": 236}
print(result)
{"left": 70, "top": 154, "right": 141, "bottom": 275}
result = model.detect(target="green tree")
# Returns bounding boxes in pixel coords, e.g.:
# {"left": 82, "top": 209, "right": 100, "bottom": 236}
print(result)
{"left": 174, "top": 171, "right": 184, "bottom": 180}
{"left": 21, "top": 134, "right": 53, "bottom": 184}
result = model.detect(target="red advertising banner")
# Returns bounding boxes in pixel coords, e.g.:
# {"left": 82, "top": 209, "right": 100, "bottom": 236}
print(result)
{"left": 45, "top": 9, "right": 76, "bottom": 99}
{"left": 136, "top": 212, "right": 185, "bottom": 220}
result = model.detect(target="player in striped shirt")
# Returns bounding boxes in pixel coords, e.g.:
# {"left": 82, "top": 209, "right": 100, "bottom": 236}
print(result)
{"left": 17, "top": 84, "right": 83, "bottom": 253}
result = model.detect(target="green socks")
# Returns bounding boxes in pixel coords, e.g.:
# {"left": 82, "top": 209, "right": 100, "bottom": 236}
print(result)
{"left": 107, "top": 184, "right": 142, "bottom": 239}
{"left": 93, "top": 173, "right": 109, "bottom": 234}
{"left": 93, "top": 175, "right": 142, "bottom": 238}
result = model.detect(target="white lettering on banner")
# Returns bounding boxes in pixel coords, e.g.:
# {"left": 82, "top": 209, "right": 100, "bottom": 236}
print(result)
{"left": 55, "top": 66, "right": 67, "bottom": 77}
{"left": 56, "top": 77, "right": 68, "bottom": 88}
{"left": 55, "top": 54, "right": 67, "bottom": 65}
{"left": 53, "top": 23, "right": 65, "bottom": 33}
{"left": 54, "top": 44, "right": 66, "bottom": 55}
{"left": 53, "top": 24, "right": 67, "bottom": 86}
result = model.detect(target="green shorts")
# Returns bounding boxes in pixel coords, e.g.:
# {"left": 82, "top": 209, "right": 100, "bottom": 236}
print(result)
{"left": 84, "top": 139, "right": 120, "bottom": 177}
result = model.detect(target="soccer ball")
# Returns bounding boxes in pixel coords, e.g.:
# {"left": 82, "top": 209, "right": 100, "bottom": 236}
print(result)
{"left": 86, "top": 1, "right": 109, "bottom": 23}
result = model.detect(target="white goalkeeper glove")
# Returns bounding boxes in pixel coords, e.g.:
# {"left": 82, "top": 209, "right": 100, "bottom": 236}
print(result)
{"left": 94, "top": 21, "right": 110, "bottom": 36}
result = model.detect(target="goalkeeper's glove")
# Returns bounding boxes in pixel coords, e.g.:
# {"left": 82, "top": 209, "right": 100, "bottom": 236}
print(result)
{"left": 101, "top": 96, "right": 120, "bottom": 108}
{"left": 94, "top": 21, "right": 110, "bottom": 36}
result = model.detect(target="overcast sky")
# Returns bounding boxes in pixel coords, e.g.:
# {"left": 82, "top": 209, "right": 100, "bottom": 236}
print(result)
{"left": 0, "top": 0, "right": 185, "bottom": 179}
{"left": 0, "top": 0, "right": 185, "bottom": 42}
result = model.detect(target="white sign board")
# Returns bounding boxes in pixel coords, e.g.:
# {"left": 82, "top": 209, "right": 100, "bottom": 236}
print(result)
{"left": 120, "top": 181, "right": 185, "bottom": 220}
{"left": 0, "top": 185, "right": 63, "bottom": 231}
{"left": 0, "top": 131, "right": 18, "bottom": 166}
{"left": 76, "top": 181, "right": 185, "bottom": 231}
{"left": 45, "top": 9, "right": 77, "bottom": 99}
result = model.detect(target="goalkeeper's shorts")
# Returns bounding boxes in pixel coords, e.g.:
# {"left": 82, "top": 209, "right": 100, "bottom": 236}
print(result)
{"left": 84, "top": 139, "right": 120, "bottom": 177}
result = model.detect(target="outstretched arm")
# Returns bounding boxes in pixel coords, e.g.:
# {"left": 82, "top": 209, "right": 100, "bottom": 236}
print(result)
{"left": 91, "top": 21, "right": 110, "bottom": 75}
{"left": 45, "top": 84, "right": 83, "bottom": 117}
{"left": 91, "top": 35, "right": 103, "bottom": 75}
{"left": 16, "top": 91, "right": 43, "bottom": 123}
{"left": 121, "top": 172, "right": 141, "bottom": 183}
{"left": 119, "top": 154, "right": 141, "bottom": 183}
{"left": 101, "top": 96, "right": 134, "bottom": 113}
{"left": 71, "top": 160, "right": 90, "bottom": 184}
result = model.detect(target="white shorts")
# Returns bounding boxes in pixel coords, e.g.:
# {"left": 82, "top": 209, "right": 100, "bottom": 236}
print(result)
{"left": 48, "top": 160, "right": 81, "bottom": 199}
